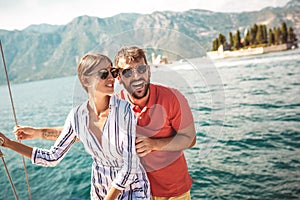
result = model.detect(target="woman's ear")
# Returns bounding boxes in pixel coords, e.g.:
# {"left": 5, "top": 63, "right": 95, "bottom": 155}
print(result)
{"left": 81, "top": 76, "right": 90, "bottom": 87}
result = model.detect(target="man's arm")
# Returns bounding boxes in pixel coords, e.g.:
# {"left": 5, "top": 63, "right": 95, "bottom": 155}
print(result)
{"left": 14, "top": 126, "right": 64, "bottom": 141}
{"left": 136, "top": 88, "right": 197, "bottom": 157}
{"left": 136, "top": 123, "right": 196, "bottom": 157}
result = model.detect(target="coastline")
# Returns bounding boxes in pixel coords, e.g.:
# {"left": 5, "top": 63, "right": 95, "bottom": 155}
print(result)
{"left": 206, "top": 43, "right": 298, "bottom": 59}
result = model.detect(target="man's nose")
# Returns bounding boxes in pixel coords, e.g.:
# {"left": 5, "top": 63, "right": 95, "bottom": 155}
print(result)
{"left": 132, "top": 68, "right": 140, "bottom": 78}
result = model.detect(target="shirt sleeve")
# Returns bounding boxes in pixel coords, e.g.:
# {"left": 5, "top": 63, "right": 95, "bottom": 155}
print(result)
{"left": 111, "top": 102, "right": 141, "bottom": 190}
{"left": 31, "top": 109, "right": 77, "bottom": 167}
{"left": 170, "top": 88, "right": 194, "bottom": 131}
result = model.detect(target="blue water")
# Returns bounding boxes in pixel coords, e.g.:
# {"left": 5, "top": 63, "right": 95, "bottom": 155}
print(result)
{"left": 0, "top": 48, "right": 300, "bottom": 199}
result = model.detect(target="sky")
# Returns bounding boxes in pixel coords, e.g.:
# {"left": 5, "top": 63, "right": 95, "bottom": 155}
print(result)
{"left": 0, "top": 0, "right": 291, "bottom": 31}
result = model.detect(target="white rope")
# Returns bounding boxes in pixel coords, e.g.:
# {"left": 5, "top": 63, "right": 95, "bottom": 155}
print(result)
{"left": 0, "top": 40, "right": 32, "bottom": 200}
{"left": 0, "top": 137, "right": 19, "bottom": 200}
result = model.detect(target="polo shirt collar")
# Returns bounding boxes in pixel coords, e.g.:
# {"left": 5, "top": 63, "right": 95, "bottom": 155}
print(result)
{"left": 145, "top": 84, "right": 157, "bottom": 108}
{"left": 122, "top": 83, "right": 156, "bottom": 113}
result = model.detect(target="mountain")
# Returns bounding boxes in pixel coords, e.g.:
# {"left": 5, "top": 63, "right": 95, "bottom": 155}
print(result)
{"left": 0, "top": 0, "right": 299, "bottom": 84}
{"left": 24, "top": 24, "right": 62, "bottom": 33}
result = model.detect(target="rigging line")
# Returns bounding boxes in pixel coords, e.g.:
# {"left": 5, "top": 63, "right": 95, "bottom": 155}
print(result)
{"left": 0, "top": 138, "right": 19, "bottom": 200}
{"left": 0, "top": 40, "right": 32, "bottom": 200}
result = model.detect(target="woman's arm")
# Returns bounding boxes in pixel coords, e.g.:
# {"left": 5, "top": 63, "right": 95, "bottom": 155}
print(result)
{"left": 1, "top": 110, "right": 77, "bottom": 167}
{"left": 14, "top": 126, "right": 80, "bottom": 142}
{"left": 0, "top": 110, "right": 78, "bottom": 168}
{"left": 14, "top": 126, "right": 64, "bottom": 141}
{"left": 32, "top": 111, "right": 77, "bottom": 167}
{"left": 104, "top": 187, "right": 121, "bottom": 200}
{"left": 0, "top": 132, "right": 33, "bottom": 158}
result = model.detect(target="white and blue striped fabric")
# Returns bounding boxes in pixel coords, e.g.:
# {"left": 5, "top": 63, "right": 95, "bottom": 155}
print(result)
{"left": 31, "top": 95, "right": 150, "bottom": 199}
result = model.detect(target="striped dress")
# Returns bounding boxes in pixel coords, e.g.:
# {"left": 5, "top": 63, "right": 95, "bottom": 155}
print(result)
{"left": 31, "top": 95, "right": 150, "bottom": 199}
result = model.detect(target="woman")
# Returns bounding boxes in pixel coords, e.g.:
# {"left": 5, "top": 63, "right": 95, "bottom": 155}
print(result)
{"left": 0, "top": 53, "right": 150, "bottom": 199}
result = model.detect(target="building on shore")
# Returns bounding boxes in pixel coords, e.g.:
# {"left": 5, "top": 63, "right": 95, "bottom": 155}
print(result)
{"left": 151, "top": 53, "right": 169, "bottom": 65}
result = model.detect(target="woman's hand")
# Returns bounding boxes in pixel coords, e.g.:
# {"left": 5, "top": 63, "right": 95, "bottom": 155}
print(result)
{"left": 0, "top": 132, "right": 10, "bottom": 147}
{"left": 14, "top": 126, "right": 40, "bottom": 140}
{"left": 0, "top": 131, "right": 33, "bottom": 158}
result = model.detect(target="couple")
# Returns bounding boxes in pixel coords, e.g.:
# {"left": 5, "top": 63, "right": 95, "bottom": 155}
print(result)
{"left": 0, "top": 46, "right": 196, "bottom": 199}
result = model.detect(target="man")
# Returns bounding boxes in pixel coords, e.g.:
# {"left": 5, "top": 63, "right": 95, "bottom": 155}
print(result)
{"left": 15, "top": 46, "right": 196, "bottom": 199}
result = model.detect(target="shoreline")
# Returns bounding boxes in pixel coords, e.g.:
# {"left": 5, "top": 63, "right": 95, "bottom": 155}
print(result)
{"left": 206, "top": 43, "right": 298, "bottom": 59}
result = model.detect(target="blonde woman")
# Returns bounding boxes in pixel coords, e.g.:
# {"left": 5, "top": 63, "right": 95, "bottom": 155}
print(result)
{"left": 0, "top": 53, "right": 150, "bottom": 199}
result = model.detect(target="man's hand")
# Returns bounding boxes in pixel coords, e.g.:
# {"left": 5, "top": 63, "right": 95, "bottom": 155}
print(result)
{"left": 135, "top": 137, "right": 157, "bottom": 157}
{"left": 135, "top": 123, "right": 196, "bottom": 157}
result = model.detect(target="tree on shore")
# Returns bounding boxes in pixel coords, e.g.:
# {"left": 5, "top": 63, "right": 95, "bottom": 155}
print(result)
{"left": 212, "top": 38, "right": 219, "bottom": 51}
{"left": 211, "top": 21, "right": 298, "bottom": 51}
{"left": 274, "top": 27, "right": 281, "bottom": 45}
{"left": 262, "top": 25, "right": 268, "bottom": 44}
{"left": 218, "top": 33, "right": 227, "bottom": 47}
{"left": 233, "top": 30, "right": 243, "bottom": 50}
{"left": 269, "top": 28, "right": 275, "bottom": 45}
{"left": 287, "top": 27, "right": 297, "bottom": 43}
{"left": 229, "top": 32, "right": 234, "bottom": 47}
{"left": 243, "top": 30, "right": 251, "bottom": 46}
{"left": 251, "top": 24, "right": 258, "bottom": 45}
{"left": 281, "top": 22, "right": 288, "bottom": 44}
{"left": 256, "top": 25, "right": 263, "bottom": 44}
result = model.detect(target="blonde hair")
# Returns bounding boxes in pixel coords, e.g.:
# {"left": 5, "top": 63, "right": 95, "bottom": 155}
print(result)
{"left": 77, "top": 53, "right": 112, "bottom": 91}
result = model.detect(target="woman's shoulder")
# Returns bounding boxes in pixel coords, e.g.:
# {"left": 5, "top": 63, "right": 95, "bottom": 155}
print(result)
{"left": 110, "top": 95, "right": 134, "bottom": 120}
{"left": 68, "top": 101, "right": 88, "bottom": 118}
{"left": 111, "top": 95, "right": 131, "bottom": 109}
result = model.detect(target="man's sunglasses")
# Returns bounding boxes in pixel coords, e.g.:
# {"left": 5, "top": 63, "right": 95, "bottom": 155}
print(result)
{"left": 121, "top": 65, "right": 148, "bottom": 78}
{"left": 97, "top": 68, "right": 119, "bottom": 80}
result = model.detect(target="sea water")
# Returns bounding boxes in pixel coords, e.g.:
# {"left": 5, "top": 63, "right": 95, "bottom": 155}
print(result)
{"left": 0, "top": 48, "right": 299, "bottom": 199}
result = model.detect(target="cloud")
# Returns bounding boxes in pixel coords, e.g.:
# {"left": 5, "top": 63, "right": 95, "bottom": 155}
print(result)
{"left": 0, "top": 0, "right": 23, "bottom": 8}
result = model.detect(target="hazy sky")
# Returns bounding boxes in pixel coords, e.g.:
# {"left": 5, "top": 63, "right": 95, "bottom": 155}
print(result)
{"left": 0, "top": 0, "right": 291, "bottom": 30}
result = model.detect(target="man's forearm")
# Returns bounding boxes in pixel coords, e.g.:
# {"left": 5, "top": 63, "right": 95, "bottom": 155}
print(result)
{"left": 136, "top": 124, "right": 196, "bottom": 156}
{"left": 155, "top": 133, "right": 196, "bottom": 151}
{"left": 156, "top": 123, "right": 196, "bottom": 151}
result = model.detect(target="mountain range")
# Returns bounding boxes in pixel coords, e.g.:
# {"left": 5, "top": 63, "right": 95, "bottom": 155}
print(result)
{"left": 0, "top": 0, "right": 299, "bottom": 84}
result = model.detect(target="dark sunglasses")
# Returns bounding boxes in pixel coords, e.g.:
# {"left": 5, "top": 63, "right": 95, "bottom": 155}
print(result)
{"left": 97, "top": 68, "right": 119, "bottom": 79}
{"left": 121, "top": 65, "right": 148, "bottom": 78}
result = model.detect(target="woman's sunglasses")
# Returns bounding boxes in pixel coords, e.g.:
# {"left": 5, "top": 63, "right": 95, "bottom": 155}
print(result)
{"left": 97, "top": 68, "right": 119, "bottom": 80}
{"left": 121, "top": 65, "right": 148, "bottom": 78}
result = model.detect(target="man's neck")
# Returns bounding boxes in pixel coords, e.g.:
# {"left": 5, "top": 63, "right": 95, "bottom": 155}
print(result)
{"left": 127, "top": 89, "right": 150, "bottom": 109}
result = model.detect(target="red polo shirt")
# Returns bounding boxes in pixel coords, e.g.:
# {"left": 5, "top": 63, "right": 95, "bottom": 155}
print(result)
{"left": 118, "top": 84, "right": 194, "bottom": 197}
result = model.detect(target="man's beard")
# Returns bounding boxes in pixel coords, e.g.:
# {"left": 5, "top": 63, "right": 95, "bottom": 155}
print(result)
{"left": 124, "top": 78, "right": 150, "bottom": 99}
